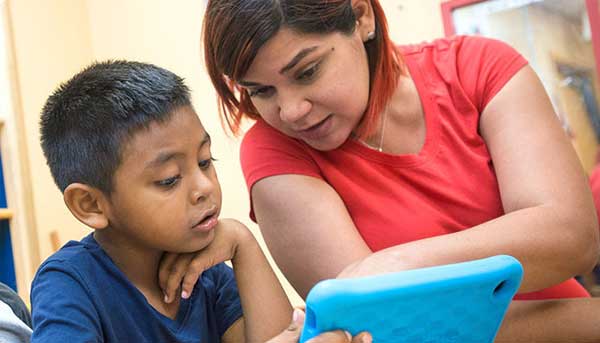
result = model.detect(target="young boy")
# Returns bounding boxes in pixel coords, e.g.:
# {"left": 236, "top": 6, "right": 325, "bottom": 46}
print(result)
{"left": 32, "top": 60, "right": 293, "bottom": 342}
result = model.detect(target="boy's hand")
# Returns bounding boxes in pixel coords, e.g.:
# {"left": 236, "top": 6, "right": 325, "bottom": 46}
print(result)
{"left": 267, "top": 309, "right": 372, "bottom": 343}
{"left": 159, "top": 218, "right": 251, "bottom": 303}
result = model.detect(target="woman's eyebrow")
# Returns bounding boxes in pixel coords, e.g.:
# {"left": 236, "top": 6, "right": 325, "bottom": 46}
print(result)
{"left": 279, "top": 46, "right": 318, "bottom": 74}
{"left": 238, "top": 80, "right": 261, "bottom": 87}
{"left": 238, "top": 46, "right": 320, "bottom": 86}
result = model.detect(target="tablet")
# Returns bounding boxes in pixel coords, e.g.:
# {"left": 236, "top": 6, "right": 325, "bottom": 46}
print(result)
{"left": 299, "top": 255, "right": 523, "bottom": 343}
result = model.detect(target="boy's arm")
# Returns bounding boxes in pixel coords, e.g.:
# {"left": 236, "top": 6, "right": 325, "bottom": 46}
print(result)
{"left": 161, "top": 219, "right": 291, "bottom": 342}
{"left": 30, "top": 263, "right": 102, "bottom": 342}
{"left": 221, "top": 317, "right": 244, "bottom": 343}
{"left": 228, "top": 219, "right": 292, "bottom": 342}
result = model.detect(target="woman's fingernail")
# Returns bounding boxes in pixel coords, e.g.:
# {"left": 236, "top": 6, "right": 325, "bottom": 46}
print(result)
{"left": 164, "top": 294, "right": 169, "bottom": 303}
{"left": 181, "top": 290, "right": 189, "bottom": 299}
{"left": 293, "top": 308, "right": 300, "bottom": 322}
{"left": 344, "top": 331, "right": 352, "bottom": 341}
{"left": 361, "top": 333, "right": 373, "bottom": 343}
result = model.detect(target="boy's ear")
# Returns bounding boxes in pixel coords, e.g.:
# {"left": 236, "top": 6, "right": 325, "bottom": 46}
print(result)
{"left": 63, "top": 183, "right": 110, "bottom": 230}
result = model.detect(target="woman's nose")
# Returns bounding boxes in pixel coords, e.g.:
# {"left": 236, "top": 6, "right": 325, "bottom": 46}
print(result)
{"left": 278, "top": 94, "right": 312, "bottom": 124}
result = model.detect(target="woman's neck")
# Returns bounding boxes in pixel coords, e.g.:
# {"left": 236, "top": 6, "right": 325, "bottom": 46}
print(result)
{"left": 363, "top": 73, "right": 426, "bottom": 155}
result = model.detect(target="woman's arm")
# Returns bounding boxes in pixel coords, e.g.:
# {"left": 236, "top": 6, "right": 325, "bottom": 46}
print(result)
{"left": 478, "top": 64, "right": 599, "bottom": 289}
{"left": 496, "top": 298, "right": 600, "bottom": 342}
{"left": 252, "top": 174, "right": 372, "bottom": 298}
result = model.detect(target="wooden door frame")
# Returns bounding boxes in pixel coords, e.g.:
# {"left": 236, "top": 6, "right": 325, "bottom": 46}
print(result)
{"left": 0, "top": 0, "right": 40, "bottom": 300}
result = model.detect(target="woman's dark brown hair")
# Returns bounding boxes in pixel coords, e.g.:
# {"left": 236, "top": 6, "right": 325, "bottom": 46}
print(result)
{"left": 203, "top": 0, "right": 403, "bottom": 138}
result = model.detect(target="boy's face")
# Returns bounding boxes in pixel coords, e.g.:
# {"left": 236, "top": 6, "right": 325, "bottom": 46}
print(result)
{"left": 103, "top": 106, "right": 222, "bottom": 253}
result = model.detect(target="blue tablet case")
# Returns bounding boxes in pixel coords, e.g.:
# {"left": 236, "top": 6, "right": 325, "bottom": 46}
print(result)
{"left": 299, "top": 255, "right": 523, "bottom": 343}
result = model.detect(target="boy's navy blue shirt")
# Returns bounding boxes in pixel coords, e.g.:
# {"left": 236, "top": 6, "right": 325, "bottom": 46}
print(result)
{"left": 30, "top": 234, "right": 243, "bottom": 342}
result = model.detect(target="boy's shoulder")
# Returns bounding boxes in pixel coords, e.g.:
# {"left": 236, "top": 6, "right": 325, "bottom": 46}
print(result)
{"left": 35, "top": 233, "right": 104, "bottom": 277}
{"left": 31, "top": 233, "right": 123, "bottom": 305}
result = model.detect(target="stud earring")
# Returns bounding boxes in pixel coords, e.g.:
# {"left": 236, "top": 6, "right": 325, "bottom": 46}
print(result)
{"left": 366, "top": 31, "right": 376, "bottom": 41}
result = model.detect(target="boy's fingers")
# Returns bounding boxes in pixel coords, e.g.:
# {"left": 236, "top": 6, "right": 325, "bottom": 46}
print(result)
{"left": 265, "top": 309, "right": 304, "bottom": 342}
{"left": 181, "top": 256, "right": 211, "bottom": 299}
{"left": 181, "top": 272, "right": 200, "bottom": 300}
{"left": 163, "top": 254, "right": 194, "bottom": 303}
{"left": 306, "top": 330, "right": 373, "bottom": 343}
{"left": 351, "top": 332, "right": 372, "bottom": 343}
{"left": 266, "top": 325, "right": 301, "bottom": 342}
{"left": 158, "top": 253, "right": 178, "bottom": 290}
{"left": 305, "top": 331, "right": 352, "bottom": 343}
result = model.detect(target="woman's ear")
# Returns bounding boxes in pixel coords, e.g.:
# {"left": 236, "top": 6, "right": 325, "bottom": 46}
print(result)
{"left": 352, "top": 0, "right": 376, "bottom": 42}
{"left": 63, "top": 183, "right": 110, "bottom": 230}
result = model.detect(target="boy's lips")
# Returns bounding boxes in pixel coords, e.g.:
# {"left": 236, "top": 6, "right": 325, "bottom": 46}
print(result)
{"left": 191, "top": 208, "right": 218, "bottom": 232}
{"left": 192, "top": 215, "right": 218, "bottom": 232}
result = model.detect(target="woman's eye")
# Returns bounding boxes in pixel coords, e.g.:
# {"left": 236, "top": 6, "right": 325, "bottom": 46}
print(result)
{"left": 249, "top": 86, "right": 274, "bottom": 98}
{"left": 199, "top": 157, "right": 217, "bottom": 170}
{"left": 156, "top": 175, "right": 181, "bottom": 188}
{"left": 297, "top": 62, "right": 320, "bottom": 81}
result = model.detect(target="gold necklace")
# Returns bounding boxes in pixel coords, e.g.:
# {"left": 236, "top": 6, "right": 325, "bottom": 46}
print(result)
{"left": 359, "top": 110, "right": 388, "bottom": 152}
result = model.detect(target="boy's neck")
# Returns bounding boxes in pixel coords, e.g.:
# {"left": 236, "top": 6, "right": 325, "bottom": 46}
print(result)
{"left": 93, "top": 230, "right": 181, "bottom": 319}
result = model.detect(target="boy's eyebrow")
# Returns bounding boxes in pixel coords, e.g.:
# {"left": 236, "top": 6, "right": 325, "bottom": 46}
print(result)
{"left": 145, "top": 151, "right": 184, "bottom": 170}
{"left": 201, "top": 133, "right": 211, "bottom": 147}
{"left": 237, "top": 46, "right": 319, "bottom": 87}
{"left": 145, "top": 133, "right": 211, "bottom": 170}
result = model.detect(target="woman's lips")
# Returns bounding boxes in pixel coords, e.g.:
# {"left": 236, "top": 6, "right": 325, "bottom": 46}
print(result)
{"left": 296, "top": 114, "right": 333, "bottom": 141}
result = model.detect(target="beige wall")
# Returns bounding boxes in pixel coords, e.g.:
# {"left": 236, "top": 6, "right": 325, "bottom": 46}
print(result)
{"left": 7, "top": 0, "right": 447, "bottom": 303}
{"left": 381, "top": 0, "right": 445, "bottom": 44}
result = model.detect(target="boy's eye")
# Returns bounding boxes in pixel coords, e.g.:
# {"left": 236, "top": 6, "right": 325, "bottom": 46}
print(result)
{"left": 248, "top": 86, "right": 274, "bottom": 98}
{"left": 199, "top": 157, "right": 217, "bottom": 170}
{"left": 156, "top": 175, "right": 181, "bottom": 188}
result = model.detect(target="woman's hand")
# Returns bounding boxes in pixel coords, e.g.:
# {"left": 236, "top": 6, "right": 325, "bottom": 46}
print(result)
{"left": 336, "top": 248, "right": 417, "bottom": 279}
{"left": 158, "top": 218, "right": 250, "bottom": 303}
{"left": 267, "top": 309, "right": 372, "bottom": 343}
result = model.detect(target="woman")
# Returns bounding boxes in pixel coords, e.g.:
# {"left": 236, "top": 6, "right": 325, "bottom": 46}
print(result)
{"left": 163, "top": 0, "right": 600, "bottom": 340}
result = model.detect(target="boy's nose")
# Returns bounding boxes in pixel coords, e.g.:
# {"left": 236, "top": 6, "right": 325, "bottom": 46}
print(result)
{"left": 189, "top": 173, "right": 214, "bottom": 204}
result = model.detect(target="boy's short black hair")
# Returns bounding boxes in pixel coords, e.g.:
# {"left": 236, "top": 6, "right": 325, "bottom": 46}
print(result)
{"left": 40, "top": 60, "right": 191, "bottom": 194}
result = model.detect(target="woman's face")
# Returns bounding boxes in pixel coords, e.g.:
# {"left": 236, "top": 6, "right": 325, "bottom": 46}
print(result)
{"left": 239, "top": 27, "right": 371, "bottom": 150}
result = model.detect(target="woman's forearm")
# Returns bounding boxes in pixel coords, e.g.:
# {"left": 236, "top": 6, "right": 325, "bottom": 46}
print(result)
{"left": 342, "top": 205, "right": 597, "bottom": 292}
{"left": 496, "top": 298, "right": 600, "bottom": 342}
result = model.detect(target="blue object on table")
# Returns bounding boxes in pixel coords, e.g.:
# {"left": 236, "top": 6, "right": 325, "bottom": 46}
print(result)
{"left": 299, "top": 255, "right": 523, "bottom": 343}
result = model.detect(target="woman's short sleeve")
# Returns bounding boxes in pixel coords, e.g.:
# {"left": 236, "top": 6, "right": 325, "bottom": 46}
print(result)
{"left": 455, "top": 35, "right": 529, "bottom": 112}
{"left": 240, "top": 120, "right": 322, "bottom": 220}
